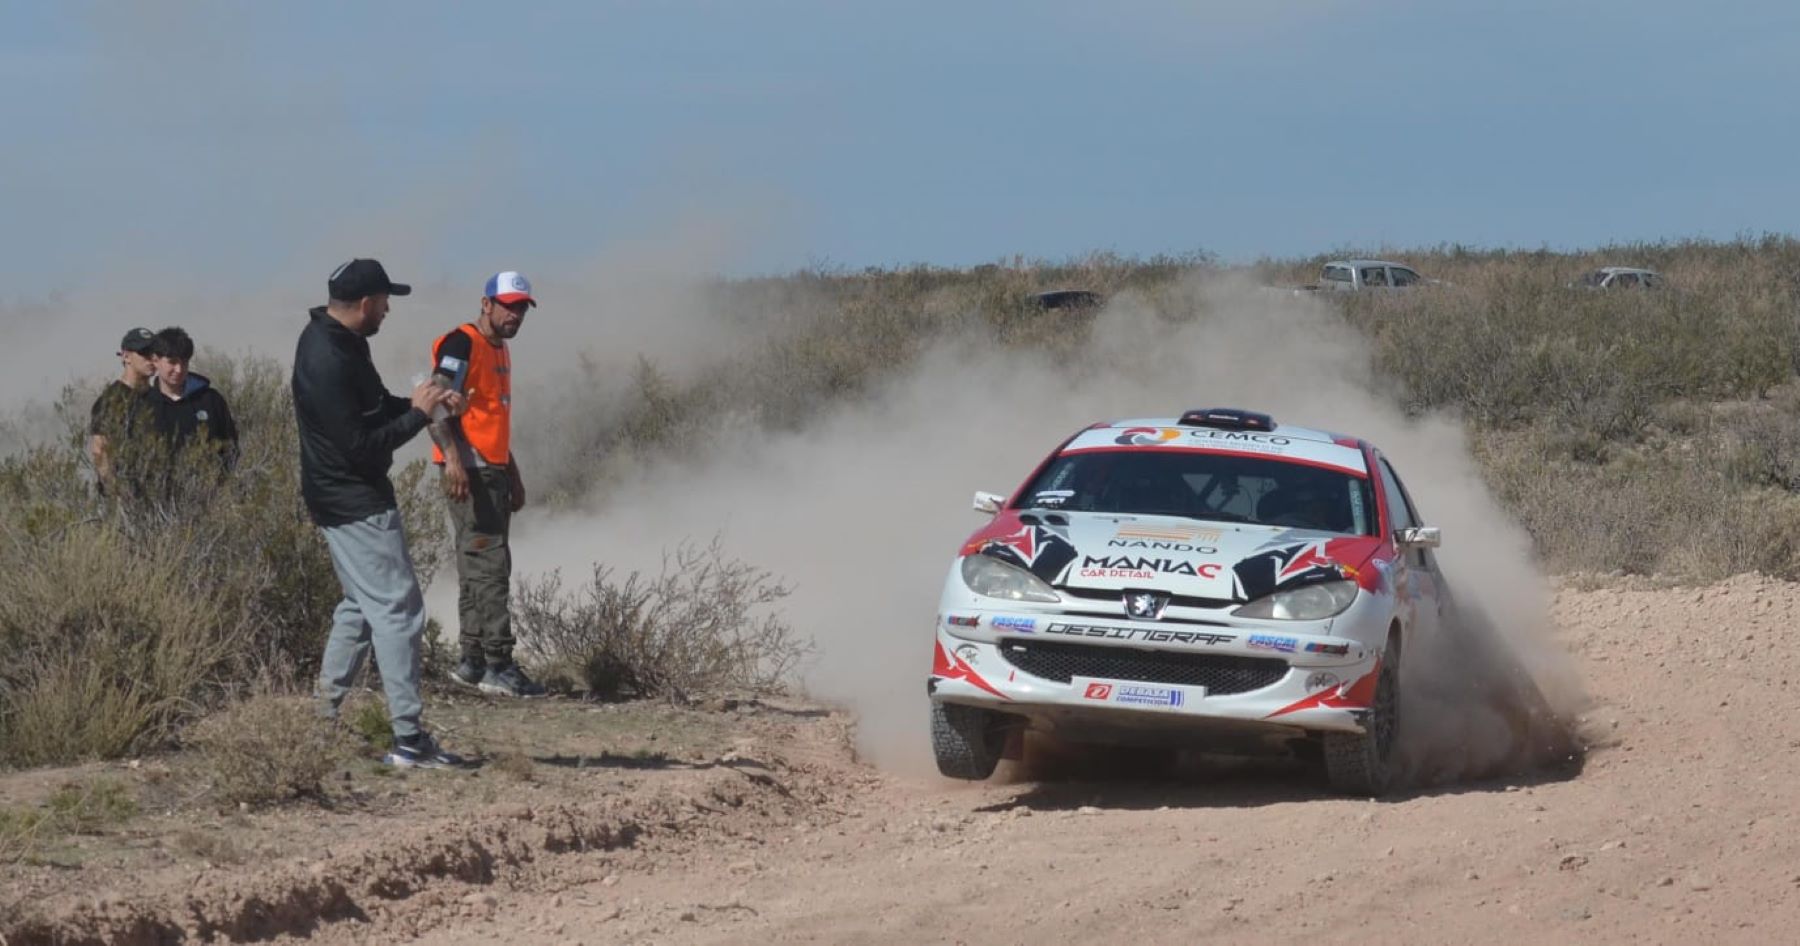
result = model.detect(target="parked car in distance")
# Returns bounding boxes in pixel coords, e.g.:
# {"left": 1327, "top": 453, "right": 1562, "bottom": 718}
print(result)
{"left": 1317, "top": 260, "right": 1427, "bottom": 290}
{"left": 1028, "top": 289, "right": 1106, "bottom": 312}
{"left": 1574, "top": 267, "right": 1664, "bottom": 289}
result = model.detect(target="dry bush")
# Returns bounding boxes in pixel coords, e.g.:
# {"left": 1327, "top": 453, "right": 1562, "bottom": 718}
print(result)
{"left": 43, "top": 776, "right": 138, "bottom": 833}
{"left": 488, "top": 748, "right": 537, "bottom": 781}
{"left": 0, "top": 353, "right": 445, "bottom": 766}
{"left": 186, "top": 693, "right": 354, "bottom": 808}
{"left": 0, "top": 806, "right": 48, "bottom": 865}
{"left": 515, "top": 539, "right": 809, "bottom": 701}
{"left": 0, "top": 526, "right": 239, "bottom": 765}
{"left": 0, "top": 776, "right": 137, "bottom": 865}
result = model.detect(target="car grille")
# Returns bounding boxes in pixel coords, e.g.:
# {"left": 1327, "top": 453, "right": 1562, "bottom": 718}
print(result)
{"left": 999, "top": 639, "right": 1288, "bottom": 694}
{"left": 1060, "top": 586, "right": 1237, "bottom": 610}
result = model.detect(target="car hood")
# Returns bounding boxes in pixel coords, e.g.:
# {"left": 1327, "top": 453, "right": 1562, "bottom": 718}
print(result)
{"left": 961, "top": 510, "right": 1386, "bottom": 603}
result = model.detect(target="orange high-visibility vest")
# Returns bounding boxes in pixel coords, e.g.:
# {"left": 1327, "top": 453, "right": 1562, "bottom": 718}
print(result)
{"left": 431, "top": 323, "right": 511, "bottom": 466}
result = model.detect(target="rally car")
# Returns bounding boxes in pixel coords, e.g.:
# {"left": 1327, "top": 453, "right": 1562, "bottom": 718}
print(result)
{"left": 928, "top": 408, "right": 1445, "bottom": 795}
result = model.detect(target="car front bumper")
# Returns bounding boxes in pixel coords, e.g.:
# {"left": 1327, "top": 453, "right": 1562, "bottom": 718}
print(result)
{"left": 926, "top": 608, "right": 1384, "bottom": 740}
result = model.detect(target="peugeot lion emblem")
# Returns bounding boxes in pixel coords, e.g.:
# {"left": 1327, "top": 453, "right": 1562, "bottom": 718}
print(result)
{"left": 1124, "top": 590, "right": 1169, "bottom": 620}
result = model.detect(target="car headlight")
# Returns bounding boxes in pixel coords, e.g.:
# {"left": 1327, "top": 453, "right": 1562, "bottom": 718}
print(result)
{"left": 960, "top": 553, "right": 1061, "bottom": 603}
{"left": 1232, "top": 580, "right": 1357, "bottom": 621}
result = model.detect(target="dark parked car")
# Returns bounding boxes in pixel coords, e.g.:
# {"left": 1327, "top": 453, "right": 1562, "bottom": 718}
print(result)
{"left": 1028, "top": 289, "right": 1105, "bottom": 312}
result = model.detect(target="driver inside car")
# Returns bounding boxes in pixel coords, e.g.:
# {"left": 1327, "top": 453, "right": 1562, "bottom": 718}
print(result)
{"left": 1257, "top": 474, "right": 1350, "bottom": 532}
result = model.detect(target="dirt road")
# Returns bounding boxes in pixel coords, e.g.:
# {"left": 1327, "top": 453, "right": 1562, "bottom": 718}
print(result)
{"left": 9, "top": 577, "right": 1800, "bottom": 945}
{"left": 414, "top": 577, "right": 1800, "bottom": 945}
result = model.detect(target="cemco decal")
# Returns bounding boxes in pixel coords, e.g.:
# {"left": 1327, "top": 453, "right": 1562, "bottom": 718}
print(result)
{"left": 1114, "top": 427, "right": 1180, "bottom": 446}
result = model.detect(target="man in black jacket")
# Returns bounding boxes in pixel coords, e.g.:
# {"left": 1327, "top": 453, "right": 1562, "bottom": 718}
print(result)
{"left": 293, "top": 258, "right": 465, "bottom": 769}
{"left": 88, "top": 326, "right": 157, "bottom": 493}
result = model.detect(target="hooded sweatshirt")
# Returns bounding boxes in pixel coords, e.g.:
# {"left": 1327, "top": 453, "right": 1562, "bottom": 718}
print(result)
{"left": 139, "top": 372, "right": 238, "bottom": 459}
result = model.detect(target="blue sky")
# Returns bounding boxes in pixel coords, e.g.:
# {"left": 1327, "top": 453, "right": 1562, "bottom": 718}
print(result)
{"left": 3, "top": 0, "right": 1798, "bottom": 291}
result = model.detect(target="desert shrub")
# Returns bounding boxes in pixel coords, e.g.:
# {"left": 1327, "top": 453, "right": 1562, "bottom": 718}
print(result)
{"left": 348, "top": 698, "right": 395, "bottom": 752}
{"left": 514, "top": 540, "right": 809, "bottom": 700}
{"left": 0, "top": 806, "right": 44, "bottom": 864}
{"left": 1480, "top": 423, "right": 1800, "bottom": 581}
{"left": 0, "top": 525, "right": 239, "bottom": 765}
{"left": 186, "top": 693, "right": 354, "bottom": 808}
{"left": 43, "top": 776, "right": 138, "bottom": 833}
{"left": 0, "top": 353, "right": 445, "bottom": 766}
{"left": 0, "top": 775, "right": 137, "bottom": 865}
{"left": 488, "top": 748, "right": 536, "bottom": 781}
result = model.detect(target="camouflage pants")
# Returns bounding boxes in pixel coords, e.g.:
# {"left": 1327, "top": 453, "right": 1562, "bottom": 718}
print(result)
{"left": 446, "top": 466, "right": 515, "bottom": 668}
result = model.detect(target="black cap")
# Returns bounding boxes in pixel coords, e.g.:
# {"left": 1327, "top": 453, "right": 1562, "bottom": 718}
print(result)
{"left": 120, "top": 327, "right": 156, "bottom": 353}
{"left": 328, "top": 258, "right": 412, "bottom": 302}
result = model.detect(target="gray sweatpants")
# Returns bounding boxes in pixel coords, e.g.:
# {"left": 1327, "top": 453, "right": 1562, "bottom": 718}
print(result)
{"left": 316, "top": 508, "right": 426, "bottom": 739}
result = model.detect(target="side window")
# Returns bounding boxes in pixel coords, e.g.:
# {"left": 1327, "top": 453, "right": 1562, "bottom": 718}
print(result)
{"left": 1376, "top": 459, "right": 1417, "bottom": 532}
{"left": 1378, "top": 458, "right": 1431, "bottom": 567}
{"left": 1644, "top": 273, "right": 1664, "bottom": 289}
{"left": 1361, "top": 267, "right": 1389, "bottom": 287}
{"left": 1611, "top": 273, "right": 1639, "bottom": 288}
{"left": 1390, "top": 268, "right": 1420, "bottom": 287}
{"left": 1323, "top": 265, "right": 1351, "bottom": 283}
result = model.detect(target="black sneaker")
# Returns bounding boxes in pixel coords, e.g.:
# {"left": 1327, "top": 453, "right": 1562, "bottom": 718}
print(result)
{"left": 384, "top": 731, "right": 466, "bottom": 769}
{"left": 478, "top": 663, "right": 548, "bottom": 699}
{"left": 450, "top": 656, "right": 485, "bottom": 690}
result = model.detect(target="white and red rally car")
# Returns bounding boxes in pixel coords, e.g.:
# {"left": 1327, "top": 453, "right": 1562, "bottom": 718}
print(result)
{"left": 928, "top": 408, "right": 1445, "bottom": 794}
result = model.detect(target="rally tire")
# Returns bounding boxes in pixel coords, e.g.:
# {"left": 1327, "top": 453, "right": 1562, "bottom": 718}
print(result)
{"left": 1322, "top": 638, "right": 1401, "bottom": 796}
{"left": 930, "top": 701, "right": 1005, "bottom": 780}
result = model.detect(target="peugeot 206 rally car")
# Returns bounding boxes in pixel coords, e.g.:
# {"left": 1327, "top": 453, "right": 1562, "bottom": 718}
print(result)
{"left": 928, "top": 408, "right": 1444, "bottom": 794}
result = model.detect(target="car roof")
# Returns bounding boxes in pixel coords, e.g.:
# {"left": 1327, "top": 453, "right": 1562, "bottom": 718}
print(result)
{"left": 1328, "top": 259, "right": 1414, "bottom": 269}
{"left": 1062, "top": 418, "right": 1372, "bottom": 477}
{"left": 1596, "top": 266, "right": 1660, "bottom": 276}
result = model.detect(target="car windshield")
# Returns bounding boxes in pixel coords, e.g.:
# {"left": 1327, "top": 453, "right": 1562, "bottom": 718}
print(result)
{"left": 1019, "top": 449, "right": 1376, "bottom": 535}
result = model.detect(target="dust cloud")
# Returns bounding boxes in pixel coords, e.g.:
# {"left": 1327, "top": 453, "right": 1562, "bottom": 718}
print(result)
{"left": 510, "top": 275, "right": 1585, "bottom": 783}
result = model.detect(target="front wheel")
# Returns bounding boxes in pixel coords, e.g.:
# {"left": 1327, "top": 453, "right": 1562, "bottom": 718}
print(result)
{"left": 930, "top": 701, "right": 1006, "bottom": 780}
{"left": 1322, "top": 641, "right": 1401, "bottom": 796}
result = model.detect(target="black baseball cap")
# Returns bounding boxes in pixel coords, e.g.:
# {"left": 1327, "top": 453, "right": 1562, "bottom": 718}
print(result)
{"left": 328, "top": 258, "right": 412, "bottom": 302}
{"left": 120, "top": 327, "right": 155, "bottom": 353}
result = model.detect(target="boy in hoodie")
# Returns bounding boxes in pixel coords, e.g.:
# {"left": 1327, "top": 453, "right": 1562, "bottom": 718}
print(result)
{"left": 141, "top": 326, "right": 238, "bottom": 469}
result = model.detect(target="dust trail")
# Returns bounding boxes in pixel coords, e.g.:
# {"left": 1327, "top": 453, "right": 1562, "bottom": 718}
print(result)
{"left": 512, "top": 274, "right": 1584, "bottom": 781}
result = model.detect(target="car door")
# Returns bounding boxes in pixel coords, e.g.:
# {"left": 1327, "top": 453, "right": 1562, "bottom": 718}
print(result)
{"left": 1360, "top": 266, "right": 1389, "bottom": 288}
{"left": 1375, "top": 456, "right": 1443, "bottom": 638}
{"left": 1390, "top": 267, "right": 1421, "bottom": 287}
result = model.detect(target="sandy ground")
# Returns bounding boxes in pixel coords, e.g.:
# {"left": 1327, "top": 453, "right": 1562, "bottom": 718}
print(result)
{"left": 8, "top": 576, "right": 1800, "bottom": 945}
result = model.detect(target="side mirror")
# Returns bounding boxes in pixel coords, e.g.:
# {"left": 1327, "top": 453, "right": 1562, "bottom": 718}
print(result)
{"left": 1396, "top": 526, "right": 1442, "bottom": 550}
{"left": 972, "top": 491, "right": 1004, "bottom": 515}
